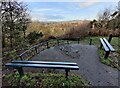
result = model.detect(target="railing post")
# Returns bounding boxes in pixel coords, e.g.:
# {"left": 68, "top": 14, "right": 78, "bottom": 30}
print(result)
{"left": 19, "top": 55, "right": 23, "bottom": 60}
{"left": 67, "top": 40, "right": 69, "bottom": 44}
{"left": 46, "top": 41, "right": 49, "bottom": 48}
{"left": 78, "top": 38, "right": 80, "bottom": 44}
{"left": 35, "top": 47, "right": 37, "bottom": 54}
{"left": 108, "top": 34, "right": 112, "bottom": 43}
{"left": 57, "top": 39, "right": 59, "bottom": 46}
{"left": 89, "top": 38, "right": 92, "bottom": 45}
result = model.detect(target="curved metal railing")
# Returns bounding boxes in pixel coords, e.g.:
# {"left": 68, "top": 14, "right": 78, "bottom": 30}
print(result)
{"left": 19, "top": 37, "right": 81, "bottom": 60}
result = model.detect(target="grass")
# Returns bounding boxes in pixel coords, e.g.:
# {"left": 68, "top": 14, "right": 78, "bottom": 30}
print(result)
{"left": 99, "top": 49, "right": 112, "bottom": 65}
{"left": 89, "top": 36, "right": 119, "bottom": 70}
{"left": 3, "top": 72, "right": 91, "bottom": 87}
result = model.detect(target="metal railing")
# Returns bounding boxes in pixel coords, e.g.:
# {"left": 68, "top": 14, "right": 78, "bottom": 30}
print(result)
{"left": 19, "top": 37, "right": 81, "bottom": 60}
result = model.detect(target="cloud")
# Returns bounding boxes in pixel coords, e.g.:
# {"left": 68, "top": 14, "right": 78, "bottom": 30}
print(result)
{"left": 32, "top": 8, "right": 63, "bottom": 12}
{"left": 33, "top": 8, "right": 54, "bottom": 12}
{"left": 30, "top": 7, "right": 69, "bottom": 21}
{"left": 79, "top": 0, "right": 99, "bottom": 8}
{"left": 44, "top": 14, "right": 64, "bottom": 20}
{"left": 31, "top": 13, "right": 64, "bottom": 21}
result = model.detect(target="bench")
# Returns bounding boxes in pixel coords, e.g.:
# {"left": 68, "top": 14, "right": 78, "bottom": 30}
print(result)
{"left": 5, "top": 60, "right": 79, "bottom": 79}
{"left": 100, "top": 36, "right": 115, "bottom": 59}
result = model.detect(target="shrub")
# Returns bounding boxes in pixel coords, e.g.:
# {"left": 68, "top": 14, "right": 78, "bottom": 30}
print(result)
{"left": 61, "top": 23, "right": 90, "bottom": 38}
{"left": 4, "top": 49, "right": 19, "bottom": 61}
{"left": 27, "top": 31, "right": 43, "bottom": 44}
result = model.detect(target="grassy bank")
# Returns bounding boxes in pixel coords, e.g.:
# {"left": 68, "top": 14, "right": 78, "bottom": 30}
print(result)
{"left": 3, "top": 72, "right": 90, "bottom": 87}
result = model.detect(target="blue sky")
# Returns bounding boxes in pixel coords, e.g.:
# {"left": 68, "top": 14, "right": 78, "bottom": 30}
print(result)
{"left": 24, "top": 1, "right": 119, "bottom": 21}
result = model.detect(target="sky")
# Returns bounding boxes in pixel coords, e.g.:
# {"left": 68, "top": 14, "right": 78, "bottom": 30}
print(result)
{"left": 23, "top": 1, "right": 119, "bottom": 22}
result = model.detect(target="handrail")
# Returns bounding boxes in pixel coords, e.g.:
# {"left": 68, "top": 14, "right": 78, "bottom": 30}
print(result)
{"left": 19, "top": 37, "right": 80, "bottom": 60}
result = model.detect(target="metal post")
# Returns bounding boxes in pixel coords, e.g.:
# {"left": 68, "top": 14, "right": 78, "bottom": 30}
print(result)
{"left": 89, "top": 38, "right": 92, "bottom": 45}
{"left": 104, "top": 51, "right": 110, "bottom": 59}
{"left": 100, "top": 39, "right": 103, "bottom": 48}
{"left": 100, "top": 43, "right": 102, "bottom": 48}
{"left": 65, "top": 69, "right": 70, "bottom": 79}
{"left": 67, "top": 40, "right": 69, "bottom": 44}
{"left": 17, "top": 67, "right": 24, "bottom": 78}
{"left": 19, "top": 55, "right": 22, "bottom": 60}
{"left": 108, "top": 34, "right": 112, "bottom": 43}
{"left": 57, "top": 39, "right": 59, "bottom": 46}
{"left": 78, "top": 38, "right": 80, "bottom": 44}
{"left": 46, "top": 41, "right": 49, "bottom": 48}
{"left": 35, "top": 47, "right": 37, "bottom": 54}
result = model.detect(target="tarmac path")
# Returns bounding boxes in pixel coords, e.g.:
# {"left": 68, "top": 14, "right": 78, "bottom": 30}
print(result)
{"left": 31, "top": 44, "right": 118, "bottom": 86}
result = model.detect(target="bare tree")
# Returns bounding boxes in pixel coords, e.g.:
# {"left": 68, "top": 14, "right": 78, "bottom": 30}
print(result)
{"left": 97, "top": 8, "right": 111, "bottom": 29}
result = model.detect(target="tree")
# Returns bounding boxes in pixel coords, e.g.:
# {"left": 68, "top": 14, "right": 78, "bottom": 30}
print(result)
{"left": 0, "top": 1, "right": 30, "bottom": 48}
{"left": 26, "top": 31, "right": 43, "bottom": 44}
{"left": 108, "top": 1, "right": 120, "bottom": 30}
{"left": 97, "top": 8, "right": 111, "bottom": 28}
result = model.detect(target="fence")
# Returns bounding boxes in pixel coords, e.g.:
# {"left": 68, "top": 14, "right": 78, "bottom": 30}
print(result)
{"left": 18, "top": 37, "right": 83, "bottom": 60}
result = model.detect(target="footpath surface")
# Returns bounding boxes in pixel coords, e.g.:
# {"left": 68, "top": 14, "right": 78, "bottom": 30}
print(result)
{"left": 31, "top": 44, "right": 118, "bottom": 86}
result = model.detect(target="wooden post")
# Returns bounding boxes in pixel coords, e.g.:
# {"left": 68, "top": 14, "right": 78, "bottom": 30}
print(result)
{"left": 108, "top": 34, "right": 112, "bottom": 43}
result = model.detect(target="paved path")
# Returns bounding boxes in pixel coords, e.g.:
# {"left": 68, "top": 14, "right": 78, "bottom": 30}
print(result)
{"left": 31, "top": 44, "right": 118, "bottom": 86}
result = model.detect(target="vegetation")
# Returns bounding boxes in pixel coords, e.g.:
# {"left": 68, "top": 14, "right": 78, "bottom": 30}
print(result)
{"left": 99, "top": 49, "right": 119, "bottom": 70}
{"left": 3, "top": 72, "right": 90, "bottom": 87}
{"left": 1, "top": 1, "right": 30, "bottom": 49}
{"left": 89, "top": 37, "right": 119, "bottom": 70}
{"left": 89, "top": 6, "right": 120, "bottom": 37}
{"left": 1, "top": 1, "right": 119, "bottom": 51}
{"left": 26, "top": 31, "right": 43, "bottom": 44}
{"left": 1, "top": 0, "right": 120, "bottom": 87}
